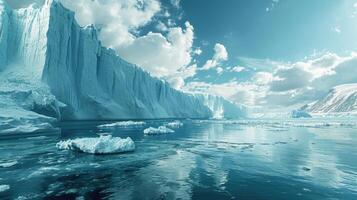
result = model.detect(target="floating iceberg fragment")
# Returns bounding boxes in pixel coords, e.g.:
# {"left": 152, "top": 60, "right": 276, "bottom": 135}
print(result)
{"left": 98, "top": 121, "right": 146, "bottom": 129}
{"left": 0, "top": 160, "right": 17, "bottom": 168}
{"left": 56, "top": 135, "right": 135, "bottom": 154}
{"left": 165, "top": 120, "right": 183, "bottom": 128}
{"left": 143, "top": 126, "right": 175, "bottom": 135}
{"left": 0, "top": 185, "right": 9, "bottom": 192}
{"left": 291, "top": 110, "right": 312, "bottom": 118}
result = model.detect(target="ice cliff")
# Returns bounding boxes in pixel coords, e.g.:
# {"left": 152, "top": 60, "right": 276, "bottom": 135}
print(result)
{"left": 0, "top": 0, "right": 246, "bottom": 133}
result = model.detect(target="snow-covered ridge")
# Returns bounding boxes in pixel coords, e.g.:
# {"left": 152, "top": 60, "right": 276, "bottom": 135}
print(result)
{"left": 307, "top": 84, "right": 357, "bottom": 114}
{"left": 0, "top": 0, "right": 245, "bottom": 134}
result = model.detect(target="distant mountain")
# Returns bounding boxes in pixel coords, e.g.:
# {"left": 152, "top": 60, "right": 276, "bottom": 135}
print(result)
{"left": 306, "top": 84, "right": 357, "bottom": 114}
{"left": 0, "top": 0, "right": 245, "bottom": 133}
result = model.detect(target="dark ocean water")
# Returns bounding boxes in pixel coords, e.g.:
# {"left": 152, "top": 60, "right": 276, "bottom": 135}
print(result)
{"left": 0, "top": 119, "right": 356, "bottom": 200}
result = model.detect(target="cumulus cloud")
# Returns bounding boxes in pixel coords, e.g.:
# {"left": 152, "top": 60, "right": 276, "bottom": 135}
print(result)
{"left": 170, "top": 0, "right": 181, "bottom": 8}
{"left": 202, "top": 43, "right": 228, "bottom": 70}
{"left": 118, "top": 21, "right": 195, "bottom": 77}
{"left": 186, "top": 52, "right": 357, "bottom": 110}
{"left": 166, "top": 64, "right": 197, "bottom": 89}
{"left": 231, "top": 66, "right": 245, "bottom": 73}
{"left": 58, "top": 0, "right": 196, "bottom": 78}
{"left": 60, "top": 0, "right": 161, "bottom": 47}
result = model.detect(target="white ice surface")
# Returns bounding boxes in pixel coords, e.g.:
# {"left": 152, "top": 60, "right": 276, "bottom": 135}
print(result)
{"left": 0, "top": 0, "right": 246, "bottom": 129}
{"left": 98, "top": 121, "right": 146, "bottom": 129}
{"left": 144, "top": 126, "right": 175, "bottom": 135}
{"left": 0, "top": 160, "right": 17, "bottom": 168}
{"left": 308, "top": 83, "right": 357, "bottom": 114}
{"left": 165, "top": 120, "right": 183, "bottom": 128}
{"left": 0, "top": 184, "right": 9, "bottom": 192}
{"left": 56, "top": 135, "right": 135, "bottom": 154}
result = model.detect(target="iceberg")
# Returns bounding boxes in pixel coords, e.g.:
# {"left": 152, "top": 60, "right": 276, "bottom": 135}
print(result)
{"left": 143, "top": 126, "right": 175, "bottom": 135}
{"left": 291, "top": 109, "right": 312, "bottom": 118}
{"left": 194, "top": 93, "right": 247, "bottom": 119}
{"left": 0, "top": 160, "right": 17, "bottom": 168}
{"left": 165, "top": 120, "right": 183, "bottom": 128}
{"left": 98, "top": 121, "right": 146, "bottom": 129}
{"left": 0, "top": 184, "right": 9, "bottom": 192}
{"left": 0, "top": 0, "right": 246, "bottom": 134}
{"left": 56, "top": 135, "right": 135, "bottom": 154}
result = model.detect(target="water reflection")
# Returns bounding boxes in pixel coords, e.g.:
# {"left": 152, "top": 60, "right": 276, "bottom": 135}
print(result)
{"left": 0, "top": 120, "right": 356, "bottom": 199}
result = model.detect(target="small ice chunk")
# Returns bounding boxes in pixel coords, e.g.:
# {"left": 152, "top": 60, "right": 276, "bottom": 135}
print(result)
{"left": 291, "top": 110, "right": 312, "bottom": 118}
{"left": 56, "top": 135, "right": 135, "bottom": 154}
{"left": 0, "top": 185, "right": 10, "bottom": 192}
{"left": 0, "top": 161, "right": 18, "bottom": 168}
{"left": 165, "top": 120, "right": 183, "bottom": 128}
{"left": 143, "top": 126, "right": 174, "bottom": 135}
{"left": 98, "top": 121, "right": 146, "bottom": 129}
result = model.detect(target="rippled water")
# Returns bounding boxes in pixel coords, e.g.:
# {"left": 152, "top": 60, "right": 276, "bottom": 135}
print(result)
{"left": 0, "top": 119, "right": 357, "bottom": 199}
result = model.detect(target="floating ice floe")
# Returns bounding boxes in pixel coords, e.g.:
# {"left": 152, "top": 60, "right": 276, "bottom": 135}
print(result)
{"left": 165, "top": 120, "right": 183, "bottom": 128}
{"left": 143, "top": 126, "right": 175, "bottom": 135}
{"left": 0, "top": 185, "right": 10, "bottom": 192}
{"left": 56, "top": 135, "right": 135, "bottom": 154}
{"left": 0, "top": 160, "right": 18, "bottom": 168}
{"left": 98, "top": 121, "right": 146, "bottom": 129}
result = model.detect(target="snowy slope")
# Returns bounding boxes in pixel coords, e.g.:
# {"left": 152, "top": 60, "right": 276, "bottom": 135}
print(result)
{"left": 0, "top": 0, "right": 245, "bottom": 133}
{"left": 307, "top": 84, "right": 357, "bottom": 114}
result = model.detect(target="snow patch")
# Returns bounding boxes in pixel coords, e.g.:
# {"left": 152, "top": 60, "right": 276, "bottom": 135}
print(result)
{"left": 144, "top": 126, "right": 175, "bottom": 135}
{"left": 56, "top": 135, "right": 135, "bottom": 154}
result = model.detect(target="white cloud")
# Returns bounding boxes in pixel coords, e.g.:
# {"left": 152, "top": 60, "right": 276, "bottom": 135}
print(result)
{"left": 266, "top": 0, "right": 279, "bottom": 12}
{"left": 59, "top": 0, "right": 196, "bottom": 78}
{"left": 170, "top": 0, "right": 181, "bottom": 8}
{"left": 183, "top": 81, "right": 263, "bottom": 106}
{"left": 186, "top": 52, "right": 357, "bottom": 110}
{"left": 166, "top": 64, "right": 197, "bottom": 89}
{"left": 193, "top": 48, "right": 202, "bottom": 55}
{"left": 60, "top": 0, "right": 161, "bottom": 47}
{"left": 333, "top": 26, "right": 341, "bottom": 34}
{"left": 231, "top": 66, "right": 245, "bottom": 73}
{"left": 118, "top": 21, "right": 194, "bottom": 77}
{"left": 216, "top": 67, "right": 224, "bottom": 74}
{"left": 156, "top": 21, "right": 168, "bottom": 32}
{"left": 202, "top": 43, "right": 228, "bottom": 70}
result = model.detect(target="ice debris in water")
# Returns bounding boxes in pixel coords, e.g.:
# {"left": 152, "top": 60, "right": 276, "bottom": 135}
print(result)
{"left": 56, "top": 135, "right": 135, "bottom": 154}
{"left": 143, "top": 126, "right": 175, "bottom": 135}
{"left": 165, "top": 120, "right": 183, "bottom": 128}
{"left": 0, "top": 185, "right": 10, "bottom": 192}
{"left": 98, "top": 121, "right": 146, "bottom": 129}
{"left": 0, "top": 161, "right": 18, "bottom": 168}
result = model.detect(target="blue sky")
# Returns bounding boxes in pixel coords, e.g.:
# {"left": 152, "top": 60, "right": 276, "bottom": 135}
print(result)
{"left": 7, "top": 0, "right": 357, "bottom": 111}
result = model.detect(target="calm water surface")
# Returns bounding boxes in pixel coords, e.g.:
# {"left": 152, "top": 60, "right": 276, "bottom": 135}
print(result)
{"left": 0, "top": 119, "right": 357, "bottom": 199}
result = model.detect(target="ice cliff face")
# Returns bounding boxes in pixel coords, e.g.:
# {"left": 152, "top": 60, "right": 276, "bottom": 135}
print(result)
{"left": 306, "top": 84, "right": 357, "bottom": 114}
{"left": 0, "top": 0, "right": 245, "bottom": 132}
{"left": 194, "top": 94, "right": 246, "bottom": 119}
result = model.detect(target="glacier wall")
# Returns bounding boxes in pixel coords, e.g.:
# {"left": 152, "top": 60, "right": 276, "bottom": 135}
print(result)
{"left": 0, "top": 0, "right": 246, "bottom": 124}
{"left": 194, "top": 94, "right": 247, "bottom": 119}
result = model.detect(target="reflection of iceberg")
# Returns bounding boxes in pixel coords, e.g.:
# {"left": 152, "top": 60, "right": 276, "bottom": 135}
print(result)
{"left": 56, "top": 135, "right": 135, "bottom": 154}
